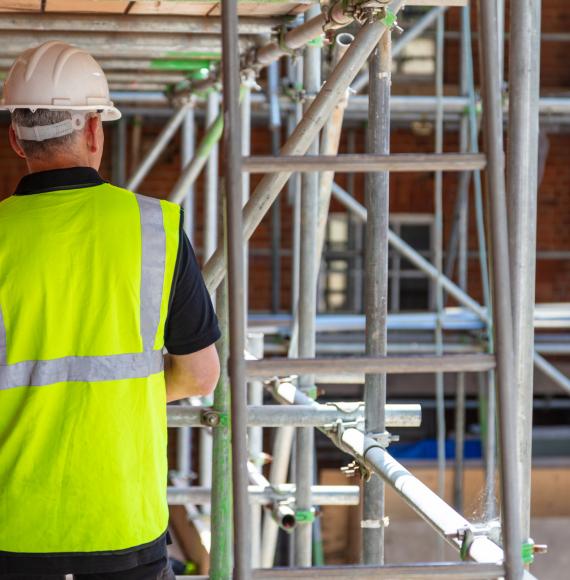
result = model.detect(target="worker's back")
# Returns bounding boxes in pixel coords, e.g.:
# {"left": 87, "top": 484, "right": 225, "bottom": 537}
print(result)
{"left": 0, "top": 179, "right": 180, "bottom": 554}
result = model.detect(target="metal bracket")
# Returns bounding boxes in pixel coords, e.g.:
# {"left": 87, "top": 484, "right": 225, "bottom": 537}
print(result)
{"left": 369, "top": 430, "right": 400, "bottom": 447}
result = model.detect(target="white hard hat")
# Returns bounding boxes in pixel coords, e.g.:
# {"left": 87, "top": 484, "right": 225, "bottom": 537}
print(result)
{"left": 0, "top": 40, "right": 121, "bottom": 123}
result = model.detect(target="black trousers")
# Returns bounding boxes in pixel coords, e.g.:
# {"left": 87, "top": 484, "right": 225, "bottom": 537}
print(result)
{"left": 1, "top": 557, "right": 175, "bottom": 580}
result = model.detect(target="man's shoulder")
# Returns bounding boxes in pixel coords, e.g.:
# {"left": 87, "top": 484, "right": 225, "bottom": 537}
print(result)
{"left": 104, "top": 184, "right": 182, "bottom": 230}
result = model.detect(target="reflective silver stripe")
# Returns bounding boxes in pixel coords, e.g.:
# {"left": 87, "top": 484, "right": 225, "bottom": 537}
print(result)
{"left": 0, "top": 349, "right": 164, "bottom": 391}
{"left": 136, "top": 194, "right": 166, "bottom": 350}
{"left": 0, "top": 304, "right": 6, "bottom": 366}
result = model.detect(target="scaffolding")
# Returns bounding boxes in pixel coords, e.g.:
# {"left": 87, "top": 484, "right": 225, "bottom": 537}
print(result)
{"left": 0, "top": 0, "right": 554, "bottom": 578}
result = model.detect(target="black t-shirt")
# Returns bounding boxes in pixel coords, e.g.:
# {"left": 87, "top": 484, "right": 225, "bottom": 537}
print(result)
{"left": 0, "top": 167, "right": 220, "bottom": 575}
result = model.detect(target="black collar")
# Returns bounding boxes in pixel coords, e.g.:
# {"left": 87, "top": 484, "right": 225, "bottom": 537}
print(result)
{"left": 14, "top": 167, "right": 105, "bottom": 196}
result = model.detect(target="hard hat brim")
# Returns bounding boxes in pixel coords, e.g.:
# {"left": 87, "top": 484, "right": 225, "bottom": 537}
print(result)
{"left": 0, "top": 103, "right": 122, "bottom": 122}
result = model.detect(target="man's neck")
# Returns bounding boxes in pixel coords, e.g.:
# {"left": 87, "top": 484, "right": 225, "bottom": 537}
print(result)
{"left": 27, "top": 158, "right": 93, "bottom": 174}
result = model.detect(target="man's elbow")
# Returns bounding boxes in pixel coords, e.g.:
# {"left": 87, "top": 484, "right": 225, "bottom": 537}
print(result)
{"left": 194, "top": 360, "right": 220, "bottom": 397}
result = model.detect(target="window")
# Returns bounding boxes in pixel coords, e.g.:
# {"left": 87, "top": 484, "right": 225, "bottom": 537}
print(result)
{"left": 319, "top": 213, "right": 434, "bottom": 314}
{"left": 389, "top": 215, "right": 434, "bottom": 312}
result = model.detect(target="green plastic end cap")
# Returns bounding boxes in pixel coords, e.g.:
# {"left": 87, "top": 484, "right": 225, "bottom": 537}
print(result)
{"left": 522, "top": 542, "right": 535, "bottom": 565}
{"left": 381, "top": 9, "right": 397, "bottom": 29}
{"left": 295, "top": 509, "right": 315, "bottom": 524}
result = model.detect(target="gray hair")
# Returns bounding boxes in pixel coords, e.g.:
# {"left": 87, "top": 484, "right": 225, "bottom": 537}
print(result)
{"left": 11, "top": 109, "right": 80, "bottom": 159}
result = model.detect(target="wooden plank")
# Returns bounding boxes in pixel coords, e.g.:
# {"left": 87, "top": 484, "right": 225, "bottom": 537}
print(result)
{"left": 208, "top": 1, "right": 310, "bottom": 17}
{"left": 130, "top": 1, "right": 214, "bottom": 17}
{"left": 0, "top": 0, "right": 41, "bottom": 11}
{"left": 407, "top": 0, "right": 467, "bottom": 5}
{"left": 46, "top": 0, "right": 129, "bottom": 12}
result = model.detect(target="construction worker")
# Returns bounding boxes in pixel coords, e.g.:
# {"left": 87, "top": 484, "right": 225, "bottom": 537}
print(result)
{"left": 0, "top": 42, "right": 221, "bottom": 579}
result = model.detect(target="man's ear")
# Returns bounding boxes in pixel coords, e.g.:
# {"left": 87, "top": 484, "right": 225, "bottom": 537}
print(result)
{"left": 85, "top": 114, "right": 103, "bottom": 154}
{"left": 8, "top": 125, "right": 27, "bottom": 159}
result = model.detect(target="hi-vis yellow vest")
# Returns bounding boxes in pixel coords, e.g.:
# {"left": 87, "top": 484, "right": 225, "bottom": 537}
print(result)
{"left": 0, "top": 182, "right": 180, "bottom": 553}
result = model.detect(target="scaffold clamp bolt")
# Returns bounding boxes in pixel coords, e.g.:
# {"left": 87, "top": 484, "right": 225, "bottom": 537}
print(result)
{"left": 200, "top": 409, "right": 222, "bottom": 427}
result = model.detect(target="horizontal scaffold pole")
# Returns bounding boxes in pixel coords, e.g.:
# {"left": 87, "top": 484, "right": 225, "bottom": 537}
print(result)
{"left": 242, "top": 153, "right": 486, "bottom": 173}
{"left": 246, "top": 354, "right": 495, "bottom": 377}
{"left": 245, "top": 562, "right": 505, "bottom": 579}
{"left": 166, "top": 403, "right": 421, "bottom": 428}
{"left": 167, "top": 484, "right": 359, "bottom": 506}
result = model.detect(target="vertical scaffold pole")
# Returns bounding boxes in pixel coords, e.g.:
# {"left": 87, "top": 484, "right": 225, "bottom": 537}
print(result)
{"left": 199, "top": 93, "right": 219, "bottom": 513}
{"left": 479, "top": 0, "right": 523, "bottom": 577}
{"left": 182, "top": 105, "right": 196, "bottom": 242}
{"left": 453, "top": 6, "right": 470, "bottom": 514}
{"left": 433, "top": 13, "right": 447, "bottom": 556}
{"left": 221, "top": 0, "right": 249, "bottom": 577}
{"left": 362, "top": 30, "right": 391, "bottom": 565}
{"left": 112, "top": 117, "right": 127, "bottom": 188}
{"left": 507, "top": 0, "right": 541, "bottom": 542}
{"left": 268, "top": 61, "right": 282, "bottom": 313}
{"left": 178, "top": 104, "right": 196, "bottom": 483}
{"left": 210, "top": 268, "right": 232, "bottom": 578}
{"left": 295, "top": 4, "right": 321, "bottom": 567}
{"left": 242, "top": 75, "right": 253, "bottom": 312}
{"left": 248, "top": 332, "right": 265, "bottom": 568}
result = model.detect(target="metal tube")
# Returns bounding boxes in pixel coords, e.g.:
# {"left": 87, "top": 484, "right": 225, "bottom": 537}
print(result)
{"left": 242, "top": 153, "right": 486, "bottom": 173}
{"left": 288, "top": 32, "right": 353, "bottom": 382}
{"left": 453, "top": 7, "right": 472, "bottom": 514}
{"left": 168, "top": 485, "right": 360, "bottom": 506}
{"left": 351, "top": 7, "right": 446, "bottom": 93}
{"left": 268, "top": 61, "right": 282, "bottom": 313}
{"left": 479, "top": 0, "right": 523, "bottom": 577}
{"left": 126, "top": 103, "right": 189, "bottom": 191}
{"left": 202, "top": 0, "right": 405, "bottom": 294}
{"left": 507, "top": 0, "right": 541, "bottom": 541}
{"left": 248, "top": 333, "right": 265, "bottom": 568}
{"left": 0, "top": 13, "right": 282, "bottom": 34}
{"left": 247, "top": 354, "right": 495, "bottom": 377}
{"left": 221, "top": 0, "right": 249, "bottom": 577}
{"left": 295, "top": 5, "right": 321, "bottom": 565}
{"left": 251, "top": 562, "right": 507, "bottom": 579}
{"left": 315, "top": 32, "right": 353, "bottom": 265}
{"left": 255, "top": 13, "right": 352, "bottom": 67}
{"left": 167, "top": 403, "right": 422, "bottom": 429}
{"left": 210, "top": 272, "right": 232, "bottom": 577}
{"left": 454, "top": 373, "right": 466, "bottom": 512}
{"left": 204, "top": 91, "right": 220, "bottom": 261}
{"left": 200, "top": 90, "right": 217, "bottom": 506}
{"left": 260, "top": 425, "right": 295, "bottom": 567}
{"left": 181, "top": 105, "right": 197, "bottom": 242}
{"left": 362, "top": 30, "right": 391, "bottom": 565}
{"left": 433, "top": 16, "right": 446, "bottom": 550}
{"left": 262, "top": 62, "right": 300, "bottom": 561}
{"left": 341, "top": 428, "right": 505, "bottom": 563}
{"left": 242, "top": 76, "right": 253, "bottom": 315}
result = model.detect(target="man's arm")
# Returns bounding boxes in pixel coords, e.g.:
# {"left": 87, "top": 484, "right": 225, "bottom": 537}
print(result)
{"left": 164, "top": 222, "right": 222, "bottom": 402}
{"left": 164, "top": 344, "right": 220, "bottom": 403}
